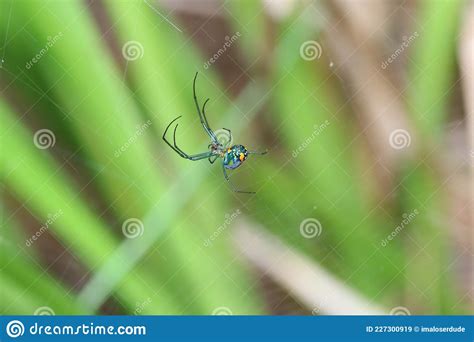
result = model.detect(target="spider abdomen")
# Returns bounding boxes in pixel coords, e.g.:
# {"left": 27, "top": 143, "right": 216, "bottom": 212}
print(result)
{"left": 223, "top": 144, "right": 248, "bottom": 170}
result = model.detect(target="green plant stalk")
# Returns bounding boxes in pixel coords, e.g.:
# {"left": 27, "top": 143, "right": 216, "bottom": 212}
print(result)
{"left": 400, "top": 164, "right": 463, "bottom": 313}
{"left": 1, "top": 249, "right": 86, "bottom": 314}
{"left": 7, "top": 0, "right": 186, "bottom": 312}
{"left": 0, "top": 216, "right": 86, "bottom": 314}
{"left": 409, "top": 0, "right": 463, "bottom": 138}
{"left": 14, "top": 0, "right": 160, "bottom": 218}
{"left": 1, "top": 100, "right": 179, "bottom": 314}
{"left": 0, "top": 275, "right": 46, "bottom": 315}
{"left": 1, "top": 102, "right": 116, "bottom": 268}
{"left": 103, "top": 0, "right": 225, "bottom": 153}
{"left": 402, "top": 0, "right": 465, "bottom": 313}
{"left": 227, "top": 0, "right": 267, "bottom": 63}
{"left": 1, "top": 209, "right": 83, "bottom": 314}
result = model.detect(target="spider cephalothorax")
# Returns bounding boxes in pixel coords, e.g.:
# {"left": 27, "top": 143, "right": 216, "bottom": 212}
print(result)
{"left": 162, "top": 73, "right": 267, "bottom": 194}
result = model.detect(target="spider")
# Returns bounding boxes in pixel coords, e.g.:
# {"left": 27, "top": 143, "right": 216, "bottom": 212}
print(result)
{"left": 163, "top": 72, "right": 267, "bottom": 194}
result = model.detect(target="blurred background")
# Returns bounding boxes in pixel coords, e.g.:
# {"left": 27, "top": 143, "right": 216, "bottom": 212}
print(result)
{"left": 1, "top": 0, "right": 472, "bottom": 315}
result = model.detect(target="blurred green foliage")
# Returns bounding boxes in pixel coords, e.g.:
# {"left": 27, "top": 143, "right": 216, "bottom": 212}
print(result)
{"left": 0, "top": 0, "right": 468, "bottom": 315}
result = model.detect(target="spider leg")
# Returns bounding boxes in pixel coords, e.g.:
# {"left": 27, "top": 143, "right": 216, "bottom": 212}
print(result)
{"left": 171, "top": 124, "right": 213, "bottom": 160}
{"left": 171, "top": 124, "right": 189, "bottom": 158}
{"left": 162, "top": 116, "right": 212, "bottom": 161}
{"left": 221, "top": 128, "right": 233, "bottom": 147}
{"left": 222, "top": 163, "right": 255, "bottom": 194}
{"left": 201, "top": 98, "right": 212, "bottom": 133}
{"left": 162, "top": 116, "right": 184, "bottom": 157}
{"left": 248, "top": 149, "right": 268, "bottom": 155}
{"left": 208, "top": 155, "right": 219, "bottom": 164}
{"left": 193, "top": 72, "right": 218, "bottom": 143}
